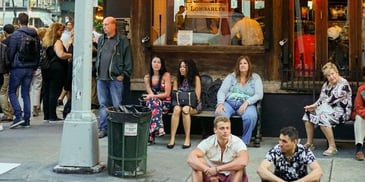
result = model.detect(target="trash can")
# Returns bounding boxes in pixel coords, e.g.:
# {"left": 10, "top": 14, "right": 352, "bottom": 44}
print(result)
{"left": 107, "top": 105, "right": 151, "bottom": 177}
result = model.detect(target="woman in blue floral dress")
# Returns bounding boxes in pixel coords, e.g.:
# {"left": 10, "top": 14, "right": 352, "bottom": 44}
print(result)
{"left": 143, "top": 56, "right": 171, "bottom": 144}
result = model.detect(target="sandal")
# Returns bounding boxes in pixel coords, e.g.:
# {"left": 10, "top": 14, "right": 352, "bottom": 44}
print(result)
{"left": 323, "top": 148, "right": 338, "bottom": 156}
{"left": 303, "top": 143, "right": 315, "bottom": 151}
{"left": 157, "top": 128, "right": 166, "bottom": 137}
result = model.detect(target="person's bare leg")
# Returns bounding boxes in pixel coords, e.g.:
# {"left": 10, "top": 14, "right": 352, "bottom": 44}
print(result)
{"left": 58, "top": 88, "right": 67, "bottom": 104}
{"left": 304, "top": 121, "right": 315, "bottom": 144}
{"left": 191, "top": 170, "right": 203, "bottom": 182}
{"left": 230, "top": 168, "right": 245, "bottom": 182}
{"left": 182, "top": 106, "right": 195, "bottom": 146}
{"left": 320, "top": 126, "right": 336, "bottom": 149}
{"left": 169, "top": 106, "right": 181, "bottom": 145}
{"left": 190, "top": 158, "right": 209, "bottom": 182}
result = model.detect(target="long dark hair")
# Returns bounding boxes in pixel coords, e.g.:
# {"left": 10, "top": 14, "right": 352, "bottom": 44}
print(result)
{"left": 176, "top": 58, "right": 200, "bottom": 88}
{"left": 149, "top": 56, "right": 167, "bottom": 88}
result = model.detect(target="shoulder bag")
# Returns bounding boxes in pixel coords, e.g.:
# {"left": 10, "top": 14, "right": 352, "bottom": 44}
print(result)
{"left": 171, "top": 91, "right": 198, "bottom": 108}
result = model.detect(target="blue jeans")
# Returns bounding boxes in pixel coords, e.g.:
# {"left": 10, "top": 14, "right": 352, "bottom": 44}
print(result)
{"left": 97, "top": 80, "right": 124, "bottom": 131}
{"left": 215, "top": 100, "right": 257, "bottom": 144}
{"left": 8, "top": 68, "right": 34, "bottom": 123}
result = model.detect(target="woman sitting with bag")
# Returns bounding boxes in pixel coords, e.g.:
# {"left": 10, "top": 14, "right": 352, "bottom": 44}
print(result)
{"left": 167, "top": 59, "right": 201, "bottom": 149}
{"left": 215, "top": 55, "right": 263, "bottom": 145}
{"left": 143, "top": 56, "right": 171, "bottom": 145}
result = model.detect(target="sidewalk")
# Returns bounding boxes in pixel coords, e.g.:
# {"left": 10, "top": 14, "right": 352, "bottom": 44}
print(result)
{"left": 1, "top": 110, "right": 365, "bottom": 182}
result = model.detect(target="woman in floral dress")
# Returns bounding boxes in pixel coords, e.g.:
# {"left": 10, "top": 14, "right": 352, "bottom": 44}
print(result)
{"left": 143, "top": 56, "right": 171, "bottom": 144}
{"left": 302, "top": 62, "right": 352, "bottom": 156}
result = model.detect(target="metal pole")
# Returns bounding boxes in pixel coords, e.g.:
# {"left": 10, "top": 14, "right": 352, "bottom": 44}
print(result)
{"left": 54, "top": 0, "right": 104, "bottom": 173}
{"left": 2, "top": 0, "right": 5, "bottom": 25}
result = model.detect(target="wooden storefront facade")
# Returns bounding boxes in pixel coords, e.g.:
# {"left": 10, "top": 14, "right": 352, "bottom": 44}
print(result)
{"left": 103, "top": 0, "right": 364, "bottom": 138}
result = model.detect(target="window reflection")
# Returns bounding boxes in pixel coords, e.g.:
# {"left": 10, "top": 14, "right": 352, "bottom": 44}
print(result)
{"left": 152, "top": 0, "right": 265, "bottom": 46}
{"left": 328, "top": 0, "right": 349, "bottom": 76}
{"left": 293, "top": 0, "right": 315, "bottom": 77}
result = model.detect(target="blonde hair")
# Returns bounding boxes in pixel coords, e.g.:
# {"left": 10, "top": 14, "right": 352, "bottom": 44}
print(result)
{"left": 213, "top": 116, "right": 230, "bottom": 128}
{"left": 42, "top": 22, "right": 64, "bottom": 48}
{"left": 37, "top": 27, "right": 48, "bottom": 41}
{"left": 322, "top": 62, "right": 339, "bottom": 76}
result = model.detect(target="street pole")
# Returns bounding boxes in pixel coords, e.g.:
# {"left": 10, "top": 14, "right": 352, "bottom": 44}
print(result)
{"left": 54, "top": 0, "right": 104, "bottom": 173}
{"left": 2, "top": 0, "right": 5, "bottom": 25}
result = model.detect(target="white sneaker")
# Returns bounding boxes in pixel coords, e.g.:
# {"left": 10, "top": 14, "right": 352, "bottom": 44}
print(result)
{"left": 0, "top": 124, "right": 3, "bottom": 131}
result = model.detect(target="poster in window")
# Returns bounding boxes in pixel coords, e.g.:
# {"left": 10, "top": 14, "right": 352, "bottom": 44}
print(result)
{"left": 177, "top": 30, "right": 193, "bottom": 45}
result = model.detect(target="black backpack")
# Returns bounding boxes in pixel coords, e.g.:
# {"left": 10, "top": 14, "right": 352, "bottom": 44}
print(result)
{"left": 18, "top": 30, "right": 39, "bottom": 62}
{"left": 40, "top": 46, "right": 57, "bottom": 70}
{"left": 39, "top": 46, "right": 49, "bottom": 69}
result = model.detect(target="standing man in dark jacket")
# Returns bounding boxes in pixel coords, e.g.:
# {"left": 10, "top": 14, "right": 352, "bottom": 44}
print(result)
{"left": 96, "top": 16, "right": 133, "bottom": 138}
{"left": 8, "top": 13, "right": 41, "bottom": 128}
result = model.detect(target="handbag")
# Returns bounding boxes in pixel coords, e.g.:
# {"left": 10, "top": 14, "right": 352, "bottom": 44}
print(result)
{"left": 171, "top": 91, "right": 198, "bottom": 108}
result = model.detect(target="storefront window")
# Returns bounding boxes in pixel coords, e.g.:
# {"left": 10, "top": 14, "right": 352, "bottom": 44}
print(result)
{"left": 327, "top": 0, "right": 349, "bottom": 76}
{"left": 293, "top": 0, "right": 315, "bottom": 77}
{"left": 151, "top": 0, "right": 265, "bottom": 46}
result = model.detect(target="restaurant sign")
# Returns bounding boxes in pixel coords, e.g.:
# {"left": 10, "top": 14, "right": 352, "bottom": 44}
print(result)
{"left": 186, "top": 3, "right": 228, "bottom": 18}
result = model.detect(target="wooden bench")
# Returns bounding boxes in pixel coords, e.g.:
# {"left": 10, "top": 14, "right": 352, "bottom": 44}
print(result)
{"left": 167, "top": 100, "right": 262, "bottom": 147}
{"left": 166, "top": 75, "right": 262, "bottom": 147}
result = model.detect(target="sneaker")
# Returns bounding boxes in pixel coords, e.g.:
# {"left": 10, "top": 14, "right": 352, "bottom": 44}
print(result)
{"left": 23, "top": 125, "right": 31, "bottom": 128}
{"left": 355, "top": 151, "right": 364, "bottom": 161}
{"left": 0, "top": 124, "right": 3, "bottom": 131}
{"left": 98, "top": 130, "right": 107, "bottom": 138}
{"left": 21, "top": 121, "right": 31, "bottom": 128}
{"left": 9, "top": 120, "right": 25, "bottom": 129}
{"left": 20, "top": 120, "right": 30, "bottom": 128}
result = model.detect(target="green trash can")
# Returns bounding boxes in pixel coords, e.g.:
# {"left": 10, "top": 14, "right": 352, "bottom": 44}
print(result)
{"left": 107, "top": 105, "right": 151, "bottom": 177}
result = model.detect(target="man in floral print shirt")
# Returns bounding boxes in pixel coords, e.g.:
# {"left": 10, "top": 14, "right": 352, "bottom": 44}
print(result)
{"left": 257, "top": 126, "right": 323, "bottom": 182}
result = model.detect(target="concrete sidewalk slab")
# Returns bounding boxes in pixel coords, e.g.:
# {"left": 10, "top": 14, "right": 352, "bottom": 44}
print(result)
{"left": 1, "top": 111, "right": 365, "bottom": 181}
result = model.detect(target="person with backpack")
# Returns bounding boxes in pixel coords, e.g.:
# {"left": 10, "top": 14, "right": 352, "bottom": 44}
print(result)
{"left": 7, "top": 13, "right": 41, "bottom": 129}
